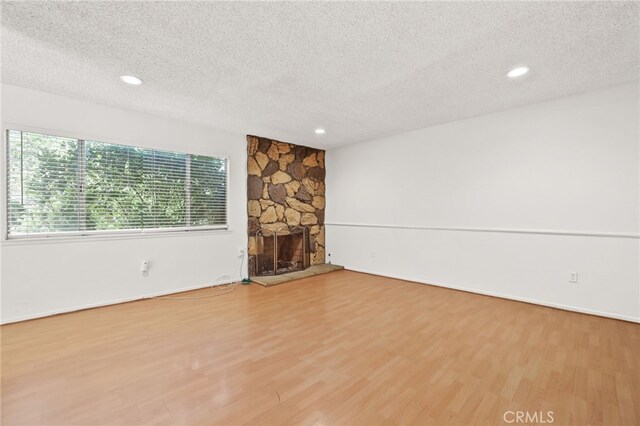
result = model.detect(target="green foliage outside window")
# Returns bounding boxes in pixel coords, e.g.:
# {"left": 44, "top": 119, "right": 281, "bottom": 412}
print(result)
{"left": 6, "top": 130, "right": 227, "bottom": 237}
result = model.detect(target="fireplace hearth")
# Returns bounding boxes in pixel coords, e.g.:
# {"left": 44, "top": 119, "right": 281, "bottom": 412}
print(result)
{"left": 254, "top": 226, "right": 310, "bottom": 276}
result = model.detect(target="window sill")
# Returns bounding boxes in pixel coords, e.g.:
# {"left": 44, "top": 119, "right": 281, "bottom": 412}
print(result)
{"left": 1, "top": 227, "right": 234, "bottom": 246}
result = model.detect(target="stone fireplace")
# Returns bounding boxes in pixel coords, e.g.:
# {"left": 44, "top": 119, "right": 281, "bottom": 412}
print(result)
{"left": 246, "top": 135, "right": 325, "bottom": 278}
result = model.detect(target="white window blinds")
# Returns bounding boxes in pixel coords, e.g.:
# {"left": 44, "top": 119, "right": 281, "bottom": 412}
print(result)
{"left": 6, "top": 130, "right": 228, "bottom": 238}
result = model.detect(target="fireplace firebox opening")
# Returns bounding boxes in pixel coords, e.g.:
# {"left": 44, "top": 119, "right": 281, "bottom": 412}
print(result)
{"left": 254, "top": 226, "right": 310, "bottom": 276}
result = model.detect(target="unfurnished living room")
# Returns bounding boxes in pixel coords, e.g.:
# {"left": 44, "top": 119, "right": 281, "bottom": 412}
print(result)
{"left": 0, "top": 1, "right": 639, "bottom": 425}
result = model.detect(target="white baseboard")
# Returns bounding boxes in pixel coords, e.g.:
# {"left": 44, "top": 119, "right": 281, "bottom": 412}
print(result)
{"left": 4, "top": 270, "right": 638, "bottom": 325}
{"left": 1, "top": 279, "right": 236, "bottom": 325}
{"left": 345, "top": 267, "right": 640, "bottom": 324}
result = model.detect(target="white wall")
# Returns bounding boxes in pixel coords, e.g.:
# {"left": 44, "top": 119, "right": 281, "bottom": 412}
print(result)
{"left": 0, "top": 84, "right": 248, "bottom": 323}
{"left": 326, "top": 83, "right": 640, "bottom": 322}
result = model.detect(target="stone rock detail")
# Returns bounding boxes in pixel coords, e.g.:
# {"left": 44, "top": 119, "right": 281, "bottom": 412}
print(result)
{"left": 258, "top": 138, "right": 271, "bottom": 153}
{"left": 284, "top": 208, "right": 301, "bottom": 226}
{"left": 260, "top": 206, "right": 277, "bottom": 223}
{"left": 278, "top": 153, "right": 295, "bottom": 171}
{"left": 288, "top": 180, "right": 301, "bottom": 192}
{"left": 301, "top": 180, "right": 315, "bottom": 197}
{"left": 302, "top": 153, "right": 318, "bottom": 167}
{"left": 315, "top": 226, "right": 325, "bottom": 246}
{"left": 247, "top": 136, "right": 259, "bottom": 156}
{"left": 248, "top": 156, "right": 261, "bottom": 176}
{"left": 268, "top": 184, "right": 287, "bottom": 205}
{"left": 295, "top": 185, "right": 312, "bottom": 202}
{"left": 248, "top": 217, "right": 260, "bottom": 233}
{"left": 306, "top": 167, "right": 325, "bottom": 182}
{"left": 293, "top": 146, "right": 306, "bottom": 161}
{"left": 300, "top": 213, "right": 318, "bottom": 226}
{"left": 286, "top": 197, "right": 315, "bottom": 213}
{"left": 248, "top": 256, "right": 256, "bottom": 276}
{"left": 246, "top": 135, "right": 326, "bottom": 270}
{"left": 255, "top": 151, "right": 269, "bottom": 170}
{"left": 267, "top": 144, "right": 279, "bottom": 161}
{"left": 248, "top": 175, "right": 263, "bottom": 200}
{"left": 262, "top": 161, "right": 279, "bottom": 177}
{"left": 248, "top": 236, "right": 258, "bottom": 256}
{"left": 248, "top": 200, "right": 261, "bottom": 217}
{"left": 271, "top": 171, "right": 292, "bottom": 185}
{"left": 260, "top": 199, "right": 274, "bottom": 209}
{"left": 285, "top": 184, "right": 295, "bottom": 197}
{"left": 311, "top": 246, "right": 325, "bottom": 266}
{"left": 261, "top": 222, "right": 288, "bottom": 233}
{"left": 278, "top": 144, "right": 291, "bottom": 154}
{"left": 312, "top": 196, "right": 325, "bottom": 209}
{"left": 287, "top": 163, "right": 306, "bottom": 181}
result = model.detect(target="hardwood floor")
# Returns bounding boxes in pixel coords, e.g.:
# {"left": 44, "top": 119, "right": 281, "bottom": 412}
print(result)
{"left": 2, "top": 270, "right": 639, "bottom": 425}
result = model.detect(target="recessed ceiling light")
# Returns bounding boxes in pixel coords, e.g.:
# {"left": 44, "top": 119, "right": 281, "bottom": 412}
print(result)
{"left": 120, "top": 75, "right": 143, "bottom": 85}
{"left": 507, "top": 66, "right": 530, "bottom": 78}
{"left": 315, "top": 128, "right": 326, "bottom": 135}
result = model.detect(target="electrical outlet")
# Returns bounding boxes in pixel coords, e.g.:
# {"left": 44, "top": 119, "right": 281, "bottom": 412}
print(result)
{"left": 370, "top": 250, "right": 376, "bottom": 258}
{"left": 569, "top": 272, "right": 578, "bottom": 283}
{"left": 141, "top": 260, "right": 150, "bottom": 276}
{"left": 238, "top": 247, "right": 245, "bottom": 257}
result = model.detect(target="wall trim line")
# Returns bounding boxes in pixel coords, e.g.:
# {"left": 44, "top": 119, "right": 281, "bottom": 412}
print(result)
{"left": 345, "top": 267, "right": 640, "bottom": 324}
{"left": 325, "top": 222, "right": 640, "bottom": 239}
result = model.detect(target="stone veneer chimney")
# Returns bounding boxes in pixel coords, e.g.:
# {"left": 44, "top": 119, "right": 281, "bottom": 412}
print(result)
{"left": 246, "top": 135, "right": 326, "bottom": 276}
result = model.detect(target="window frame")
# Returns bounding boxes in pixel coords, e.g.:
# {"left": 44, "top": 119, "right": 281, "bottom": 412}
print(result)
{"left": 2, "top": 125, "right": 231, "bottom": 242}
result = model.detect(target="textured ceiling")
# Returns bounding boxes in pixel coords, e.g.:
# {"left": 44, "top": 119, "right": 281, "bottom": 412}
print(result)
{"left": 1, "top": 1, "right": 638, "bottom": 149}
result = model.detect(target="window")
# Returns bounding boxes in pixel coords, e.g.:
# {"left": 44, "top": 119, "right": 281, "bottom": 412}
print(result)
{"left": 5, "top": 130, "right": 228, "bottom": 238}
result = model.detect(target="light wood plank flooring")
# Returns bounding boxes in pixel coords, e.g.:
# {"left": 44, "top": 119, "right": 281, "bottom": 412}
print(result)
{"left": 2, "top": 270, "right": 639, "bottom": 425}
